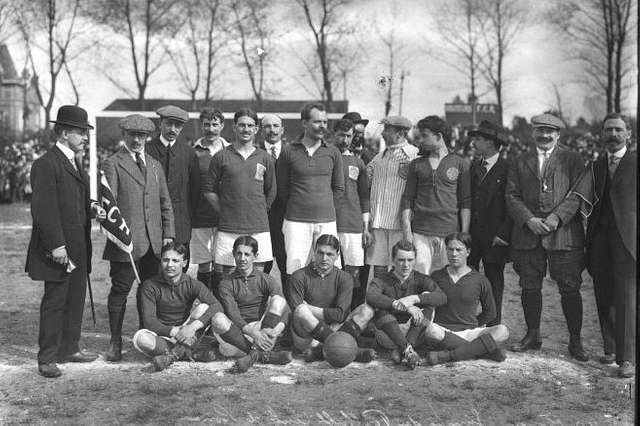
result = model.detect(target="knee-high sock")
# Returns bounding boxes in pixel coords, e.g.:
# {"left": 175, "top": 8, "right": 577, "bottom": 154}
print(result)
{"left": 561, "top": 293, "right": 583, "bottom": 337}
{"left": 337, "top": 319, "right": 361, "bottom": 340}
{"left": 441, "top": 334, "right": 499, "bottom": 362}
{"left": 311, "top": 321, "right": 333, "bottom": 342}
{"left": 261, "top": 312, "right": 281, "bottom": 330}
{"left": 221, "top": 324, "right": 252, "bottom": 353}
{"left": 380, "top": 321, "right": 408, "bottom": 350}
{"left": 522, "top": 289, "right": 542, "bottom": 330}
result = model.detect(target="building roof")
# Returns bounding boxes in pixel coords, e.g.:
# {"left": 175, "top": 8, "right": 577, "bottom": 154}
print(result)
{"left": 103, "top": 98, "right": 349, "bottom": 114}
{"left": 0, "top": 44, "right": 18, "bottom": 80}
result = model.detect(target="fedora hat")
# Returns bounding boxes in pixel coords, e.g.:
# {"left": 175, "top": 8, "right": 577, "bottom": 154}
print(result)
{"left": 468, "top": 120, "right": 508, "bottom": 145}
{"left": 49, "top": 105, "right": 94, "bottom": 130}
{"left": 342, "top": 112, "right": 369, "bottom": 127}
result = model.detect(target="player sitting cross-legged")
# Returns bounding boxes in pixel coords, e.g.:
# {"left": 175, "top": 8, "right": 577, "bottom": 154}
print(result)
{"left": 420, "top": 232, "right": 509, "bottom": 365}
{"left": 288, "top": 234, "right": 376, "bottom": 363}
{"left": 214, "top": 236, "right": 292, "bottom": 373}
{"left": 366, "top": 240, "right": 448, "bottom": 369}
{"left": 133, "top": 242, "right": 225, "bottom": 371}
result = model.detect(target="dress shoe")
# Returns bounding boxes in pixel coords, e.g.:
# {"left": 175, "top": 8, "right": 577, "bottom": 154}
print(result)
{"left": 401, "top": 345, "right": 422, "bottom": 370}
{"left": 510, "top": 329, "right": 541, "bottom": 352}
{"left": 568, "top": 337, "right": 588, "bottom": 362}
{"left": 105, "top": 340, "right": 122, "bottom": 362}
{"left": 618, "top": 361, "right": 634, "bottom": 378}
{"left": 38, "top": 363, "right": 62, "bottom": 378}
{"left": 599, "top": 353, "right": 615, "bottom": 365}
{"left": 59, "top": 350, "right": 98, "bottom": 363}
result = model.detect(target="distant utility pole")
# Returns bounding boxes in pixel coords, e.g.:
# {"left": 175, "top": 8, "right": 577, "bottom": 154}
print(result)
{"left": 398, "top": 69, "right": 409, "bottom": 115}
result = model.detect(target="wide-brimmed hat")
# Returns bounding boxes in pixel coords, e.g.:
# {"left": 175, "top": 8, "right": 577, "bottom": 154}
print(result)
{"left": 342, "top": 112, "right": 369, "bottom": 127}
{"left": 48, "top": 105, "right": 94, "bottom": 129}
{"left": 468, "top": 120, "right": 508, "bottom": 145}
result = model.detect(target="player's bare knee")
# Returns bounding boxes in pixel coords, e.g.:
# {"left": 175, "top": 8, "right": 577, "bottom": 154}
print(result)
{"left": 353, "top": 303, "right": 374, "bottom": 321}
{"left": 268, "top": 295, "right": 287, "bottom": 314}
{"left": 423, "top": 322, "right": 445, "bottom": 341}
{"left": 191, "top": 303, "right": 209, "bottom": 319}
{"left": 491, "top": 324, "right": 509, "bottom": 343}
{"left": 132, "top": 329, "right": 156, "bottom": 353}
{"left": 211, "top": 312, "right": 231, "bottom": 333}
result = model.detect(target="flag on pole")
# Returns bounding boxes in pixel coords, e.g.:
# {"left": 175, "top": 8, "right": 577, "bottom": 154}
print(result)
{"left": 98, "top": 170, "right": 133, "bottom": 253}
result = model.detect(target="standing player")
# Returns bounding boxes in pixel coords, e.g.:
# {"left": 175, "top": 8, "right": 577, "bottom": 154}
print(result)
{"left": 26, "top": 105, "right": 104, "bottom": 378}
{"left": 216, "top": 236, "right": 292, "bottom": 373}
{"left": 366, "top": 116, "right": 419, "bottom": 278}
{"left": 422, "top": 233, "right": 509, "bottom": 365}
{"left": 102, "top": 115, "right": 175, "bottom": 362}
{"left": 191, "top": 107, "right": 229, "bottom": 293}
{"left": 332, "top": 119, "right": 372, "bottom": 309}
{"left": 276, "top": 103, "right": 344, "bottom": 276}
{"left": 468, "top": 120, "right": 512, "bottom": 325}
{"left": 204, "top": 108, "right": 276, "bottom": 282}
{"left": 288, "top": 235, "right": 376, "bottom": 363}
{"left": 401, "top": 115, "right": 471, "bottom": 275}
{"left": 146, "top": 105, "right": 200, "bottom": 269}
{"left": 366, "top": 240, "right": 447, "bottom": 369}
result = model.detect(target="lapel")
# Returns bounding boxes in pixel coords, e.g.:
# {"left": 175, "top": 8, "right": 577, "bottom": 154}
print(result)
{"left": 116, "top": 147, "right": 145, "bottom": 186}
{"left": 610, "top": 149, "right": 631, "bottom": 187}
{"left": 541, "top": 146, "right": 562, "bottom": 181}
{"left": 594, "top": 156, "right": 607, "bottom": 196}
{"left": 52, "top": 145, "right": 85, "bottom": 185}
{"left": 523, "top": 150, "right": 539, "bottom": 181}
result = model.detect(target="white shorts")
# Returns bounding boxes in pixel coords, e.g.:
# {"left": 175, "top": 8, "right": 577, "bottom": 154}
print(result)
{"left": 431, "top": 322, "right": 490, "bottom": 341}
{"left": 365, "top": 229, "right": 403, "bottom": 266}
{"left": 190, "top": 227, "right": 217, "bottom": 264}
{"left": 282, "top": 219, "right": 340, "bottom": 272}
{"left": 338, "top": 232, "right": 364, "bottom": 266}
{"left": 214, "top": 231, "right": 273, "bottom": 266}
{"left": 413, "top": 233, "right": 447, "bottom": 274}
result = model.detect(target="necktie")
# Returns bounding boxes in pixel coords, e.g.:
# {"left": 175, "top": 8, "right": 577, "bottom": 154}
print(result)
{"left": 270, "top": 146, "right": 277, "bottom": 159}
{"left": 608, "top": 155, "right": 620, "bottom": 178}
{"left": 479, "top": 159, "right": 489, "bottom": 180}
{"left": 540, "top": 151, "right": 550, "bottom": 176}
{"left": 135, "top": 152, "right": 146, "bottom": 177}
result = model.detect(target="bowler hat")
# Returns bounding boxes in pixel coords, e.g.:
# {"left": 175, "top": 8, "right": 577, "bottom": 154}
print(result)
{"left": 531, "top": 113, "right": 565, "bottom": 130}
{"left": 49, "top": 105, "right": 94, "bottom": 129}
{"left": 468, "top": 120, "right": 508, "bottom": 145}
{"left": 119, "top": 114, "right": 156, "bottom": 134}
{"left": 342, "top": 112, "right": 369, "bottom": 127}
{"left": 156, "top": 105, "right": 188, "bottom": 123}
{"left": 380, "top": 115, "right": 412, "bottom": 130}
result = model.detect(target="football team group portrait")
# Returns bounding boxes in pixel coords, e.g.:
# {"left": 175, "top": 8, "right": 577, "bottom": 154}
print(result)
{"left": 0, "top": 0, "right": 636, "bottom": 424}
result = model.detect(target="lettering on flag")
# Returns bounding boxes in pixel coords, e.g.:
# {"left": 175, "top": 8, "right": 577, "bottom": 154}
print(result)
{"left": 99, "top": 170, "right": 133, "bottom": 253}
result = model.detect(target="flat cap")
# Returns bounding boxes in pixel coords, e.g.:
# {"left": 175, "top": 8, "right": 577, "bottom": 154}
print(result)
{"left": 156, "top": 105, "right": 188, "bottom": 122}
{"left": 531, "top": 113, "right": 564, "bottom": 130}
{"left": 380, "top": 115, "right": 412, "bottom": 130}
{"left": 119, "top": 114, "right": 156, "bottom": 133}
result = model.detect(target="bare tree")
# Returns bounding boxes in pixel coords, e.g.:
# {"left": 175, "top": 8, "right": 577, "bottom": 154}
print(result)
{"left": 429, "top": 0, "right": 488, "bottom": 106}
{"left": 294, "top": 0, "right": 362, "bottom": 108}
{"left": 477, "top": 0, "right": 526, "bottom": 125}
{"left": 549, "top": 0, "right": 636, "bottom": 113}
{"left": 231, "top": 0, "right": 275, "bottom": 110}
{"left": 89, "top": 0, "right": 182, "bottom": 110}
{"left": 15, "top": 0, "right": 85, "bottom": 129}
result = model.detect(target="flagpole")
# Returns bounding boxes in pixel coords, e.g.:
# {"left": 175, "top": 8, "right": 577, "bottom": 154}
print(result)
{"left": 128, "top": 252, "right": 142, "bottom": 285}
{"left": 86, "top": 273, "right": 97, "bottom": 328}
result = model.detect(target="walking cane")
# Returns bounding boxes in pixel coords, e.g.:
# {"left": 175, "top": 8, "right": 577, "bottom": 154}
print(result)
{"left": 87, "top": 274, "right": 97, "bottom": 328}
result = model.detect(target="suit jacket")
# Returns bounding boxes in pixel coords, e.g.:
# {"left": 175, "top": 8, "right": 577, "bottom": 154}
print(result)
{"left": 506, "top": 145, "right": 589, "bottom": 251}
{"left": 102, "top": 147, "right": 175, "bottom": 262}
{"left": 586, "top": 149, "right": 636, "bottom": 261}
{"left": 470, "top": 157, "right": 512, "bottom": 263}
{"left": 26, "top": 146, "right": 92, "bottom": 281}
{"left": 259, "top": 141, "right": 287, "bottom": 218}
{"left": 145, "top": 137, "right": 199, "bottom": 244}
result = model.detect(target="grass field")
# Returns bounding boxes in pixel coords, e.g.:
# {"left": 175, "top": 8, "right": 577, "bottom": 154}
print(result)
{"left": 0, "top": 202, "right": 635, "bottom": 424}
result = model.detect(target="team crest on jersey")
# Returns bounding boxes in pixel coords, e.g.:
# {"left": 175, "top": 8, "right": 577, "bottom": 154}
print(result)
{"left": 398, "top": 162, "right": 409, "bottom": 179}
{"left": 255, "top": 163, "right": 266, "bottom": 181}
{"left": 446, "top": 167, "right": 459, "bottom": 181}
{"left": 348, "top": 165, "right": 359, "bottom": 180}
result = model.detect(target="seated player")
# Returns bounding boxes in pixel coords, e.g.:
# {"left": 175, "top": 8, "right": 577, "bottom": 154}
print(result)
{"left": 133, "top": 242, "right": 225, "bottom": 371}
{"left": 215, "top": 236, "right": 292, "bottom": 373}
{"left": 366, "top": 240, "right": 448, "bottom": 369}
{"left": 288, "top": 234, "right": 376, "bottom": 363}
{"left": 421, "top": 232, "right": 509, "bottom": 365}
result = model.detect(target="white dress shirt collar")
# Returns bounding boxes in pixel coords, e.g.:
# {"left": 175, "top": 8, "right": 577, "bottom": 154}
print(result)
{"left": 610, "top": 145, "right": 627, "bottom": 159}
{"left": 55, "top": 142, "right": 75, "bottom": 163}
{"left": 482, "top": 152, "right": 500, "bottom": 172}
{"left": 264, "top": 140, "right": 282, "bottom": 157}
{"left": 124, "top": 145, "right": 145, "bottom": 164}
{"left": 160, "top": 134, "right": 174, "bottom": 148}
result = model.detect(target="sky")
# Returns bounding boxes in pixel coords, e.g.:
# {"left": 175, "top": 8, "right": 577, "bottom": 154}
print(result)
{"left": 7, "top": 0, "right": 638, "bottom": 134}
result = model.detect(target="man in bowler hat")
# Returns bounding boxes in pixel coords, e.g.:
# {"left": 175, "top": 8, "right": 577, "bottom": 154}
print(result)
{"left": 468, "top": 120, "right": 512, "bottom": 326}
{"left": 26, "top": 105, "right": 106, "bottom": 378}
{"left": 506, "top": 113, "right": 591, "bottom": 361}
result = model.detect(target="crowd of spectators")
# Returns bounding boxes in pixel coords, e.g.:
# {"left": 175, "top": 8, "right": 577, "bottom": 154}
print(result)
{"left": 0, "top": 121, "right": 636, "bottom": 205}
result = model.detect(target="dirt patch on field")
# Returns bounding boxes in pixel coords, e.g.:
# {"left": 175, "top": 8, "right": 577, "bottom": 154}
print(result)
{"left": 0, "top": 204, "right": 635, "bottom": 424}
